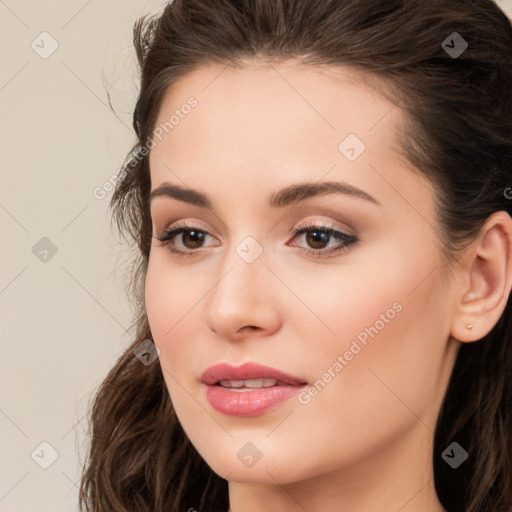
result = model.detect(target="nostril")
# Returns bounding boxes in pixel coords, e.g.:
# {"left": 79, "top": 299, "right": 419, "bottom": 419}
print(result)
{"left": 239, "top": 325, "right": 259, "bottom": 332}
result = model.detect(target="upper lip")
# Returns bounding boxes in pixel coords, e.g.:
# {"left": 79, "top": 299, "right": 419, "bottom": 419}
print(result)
{"left": 201, "top": 362, "right": 308, "bottom": 386}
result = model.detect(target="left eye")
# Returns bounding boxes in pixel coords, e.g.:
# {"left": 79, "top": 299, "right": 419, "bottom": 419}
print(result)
{"left": 289, "top": 222, "right": 358, "bottom": 257}
{"left": 153, "top": 222, "right": 358, "bottom": 258}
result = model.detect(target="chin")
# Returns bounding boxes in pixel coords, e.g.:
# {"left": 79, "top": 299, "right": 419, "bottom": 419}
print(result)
{"left": 199, "top": 445, "right": 306, "bottom": 485}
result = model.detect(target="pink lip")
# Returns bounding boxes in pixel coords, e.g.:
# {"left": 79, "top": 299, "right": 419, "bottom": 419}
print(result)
{"left": 201, "top": 362, "right": 307, "bottom": 386}
{"left": 201, "top": 362, "right": 308, "bottom": 417}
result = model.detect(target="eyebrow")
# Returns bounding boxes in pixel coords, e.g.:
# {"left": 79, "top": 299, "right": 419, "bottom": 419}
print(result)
{"left": 149, "top": 181, "right": 382, "bottom": 209}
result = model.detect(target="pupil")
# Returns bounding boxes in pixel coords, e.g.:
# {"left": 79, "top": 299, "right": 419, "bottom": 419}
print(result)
{"left": 306, "top": 231, "right": 329, "bottom": 249}
{"left": 184, "top": 230, "right": 204, "bottom": 248}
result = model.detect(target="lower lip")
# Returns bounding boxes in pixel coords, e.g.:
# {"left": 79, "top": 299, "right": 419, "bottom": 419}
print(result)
{"left": 204, "top": 383, "right": 306, "bottom": 416}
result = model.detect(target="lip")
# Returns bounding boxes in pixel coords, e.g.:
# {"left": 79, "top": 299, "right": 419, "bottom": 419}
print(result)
{"left": 201, "top": 362, "right": 308, "bottom": 417}
{"left": 201, "top": 362, "right": 307, "bottom": 386}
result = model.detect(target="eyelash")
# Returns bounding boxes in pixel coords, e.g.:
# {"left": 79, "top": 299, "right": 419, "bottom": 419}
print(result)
{"left": 153, "top": 220, "right": 358, "bottom": 259}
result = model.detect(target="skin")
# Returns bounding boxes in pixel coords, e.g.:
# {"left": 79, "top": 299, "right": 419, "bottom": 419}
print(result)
{"left": 144, "top": 60, "right": 512, "bottom": 512}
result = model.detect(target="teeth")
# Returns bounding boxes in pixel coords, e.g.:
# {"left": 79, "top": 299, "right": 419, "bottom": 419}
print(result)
{"left": 245, "top": 378, "right": 277, "bottom": 388}
{"left": 219, "top": 378, "right": 278, "bottom": 388}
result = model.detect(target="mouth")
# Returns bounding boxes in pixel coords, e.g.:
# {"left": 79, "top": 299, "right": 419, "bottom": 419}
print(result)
{"left": 201, "top": 362, "right": 308, "bottom": 416}
{"left": 215, "top": 378, "right": 300, "bottom": 390}
{"left": 201, "top": 361, "right": 308, "bottom": 386}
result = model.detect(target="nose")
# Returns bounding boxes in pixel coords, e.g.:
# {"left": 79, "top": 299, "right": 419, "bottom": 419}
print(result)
{"left": 203, "top": 246, "right": 282, "bottom": 342}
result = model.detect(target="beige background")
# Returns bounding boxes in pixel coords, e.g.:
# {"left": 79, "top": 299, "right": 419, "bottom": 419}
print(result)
{"left": 1, "top": 1, "right": 512, "bottom": 511}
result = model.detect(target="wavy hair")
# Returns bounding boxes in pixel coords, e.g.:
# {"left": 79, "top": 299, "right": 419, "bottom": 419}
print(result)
{"left": 78, "top": 1, "right": 512, "bottom": 511}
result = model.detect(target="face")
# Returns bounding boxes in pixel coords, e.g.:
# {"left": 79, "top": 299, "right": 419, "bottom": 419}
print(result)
{"left": 145, "top": 60, "right": 460, "bottom": 486}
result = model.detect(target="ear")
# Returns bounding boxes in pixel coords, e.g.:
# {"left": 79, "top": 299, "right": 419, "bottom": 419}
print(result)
{"left": 451, "top": 211, "right": 512, "bottom": 342}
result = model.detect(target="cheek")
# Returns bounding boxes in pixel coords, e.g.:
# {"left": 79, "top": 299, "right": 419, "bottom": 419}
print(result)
{"left": 301, "top": 253, "right": 448, "bottom": 440}
{"left": 144, "top": 260, "right": 203, "bottom": 420}
{"left": 145, "top": 256, "right": 193, "bottom": 363}
{"left": 145, "top": 254, "right": 200, "bottom": 333}
{"left": 145, "top": 258, "right": 173, "bottom": 343}
{"left": 264, "top": 283, "right": 448, "bottom": 480}
{"left": 295, "top": 239, "right": 447, "bottom": 407}
{"left": 144, "top": 254, "right": 215, "bottom": 384}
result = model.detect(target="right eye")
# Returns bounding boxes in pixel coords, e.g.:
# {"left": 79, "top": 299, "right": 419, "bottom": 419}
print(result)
{"left": 154, "top": 222, "right": 218, "bottom": 257}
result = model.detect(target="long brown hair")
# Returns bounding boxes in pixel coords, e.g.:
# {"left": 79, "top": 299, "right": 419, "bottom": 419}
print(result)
{"left": 78, "top": 1, "right": 512, "bottom": 511}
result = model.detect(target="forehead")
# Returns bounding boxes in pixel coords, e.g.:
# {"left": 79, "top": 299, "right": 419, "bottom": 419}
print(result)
{"left": 146, "top": 60, "right": 437, "bottom": 227}
{"left": 149, "top": 61, "right": 402, "bottom": 178}
{"left": 152, "top": 60, "right": 394, "bottom": 137}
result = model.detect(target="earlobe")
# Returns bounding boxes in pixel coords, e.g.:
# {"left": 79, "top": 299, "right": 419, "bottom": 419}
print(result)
{"left": 451, "top": 211, "right": 512, "bottom": 343}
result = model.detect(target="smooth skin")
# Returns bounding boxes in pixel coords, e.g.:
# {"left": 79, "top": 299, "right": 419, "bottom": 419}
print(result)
{"left": 144, "top": 60, "right": 512, "bottom": 512}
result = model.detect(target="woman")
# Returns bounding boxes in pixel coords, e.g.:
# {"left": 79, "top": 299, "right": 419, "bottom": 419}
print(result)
{"left": 78, "top": 1, "right": 512, "bottom": 511}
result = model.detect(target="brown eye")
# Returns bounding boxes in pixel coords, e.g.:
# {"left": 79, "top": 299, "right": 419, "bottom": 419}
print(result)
{"left": 290, "top": 222, "right": 358, "bottom": 257}
{"left": 154, "top": 224, "right": 216, "bottom": 257}
{"left": 176, "top": 229, "right": 206, "bottom": 249}
{"left": 303, "top": 229, "right": 331, "bottom": 249}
